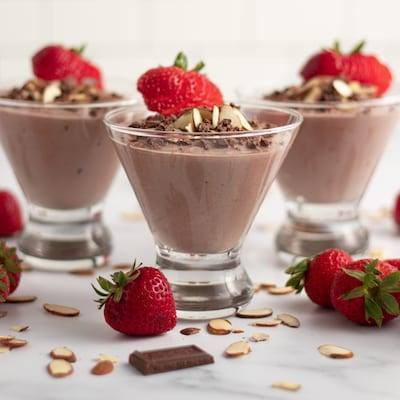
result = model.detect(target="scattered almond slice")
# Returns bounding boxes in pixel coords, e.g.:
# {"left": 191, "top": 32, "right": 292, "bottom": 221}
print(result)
{"left": 277, "top": 314, "right": 300, "bottom": 328}
{"left": 225, "top": 341, "right": 251, "bottom": 357}
{"left": 318, "top": 344, "right": 354, "bottom": 359}
{"left": 212, "top": 105, "right": 219, "bottom": 128}
{"left": 192, "top": 108, "right": 203, "bottom": 128}
{"left": 236, "top": 308, "right": 273, "bottom": 319}
{"left": 267, "top": 286, "right": 295, "bottom": 295}
{"left": 0, "top": 311, "right": 7, "bottom": 318}
{"left": 207, "top": 319, "right": 232, "bottom": 335}
{"left": 0, "top": 335, "right": 15, "bottom": 344}
{"left": 43, "top": 303, "right": 80, "bottom": 317}
{"left": 272, "top": 381, "right": 301, "bottom": 392}
{"left": 6, "top": 295, "right": 37, "bottom": 303}
{"left": 232, "top": 108, "right": 253, "bottom": 131}
{"left": 259, "top": 281, "right": 277, "bottom": 289}
{"left": 0, "top": 346, "right": 10, "bottom": 354}
{"left": 333, "top": 79, "right": 353, "bottom": 98}
{"left": 50, "top": 347, "right": 77, "bottom": 363}
{"left": 11, "top": 325, "right": 29, "bottom": 332}
{"left": 250, "top": 333, "right": 269, "bottom": 342}
{"left": 7, "top": 338, "right": 28, "bottom": 349}
{"left": 232, "top": 328, "right": 245, "bottom": 334}
{"left": 97, "top": 354, "right": 119, "bottom": 364}
{"left": 112, "top": 263, "right": 131, "bottom": 270}
{"left": 91, "top": 360, "right": 114, "bottom": 375}
{"left": 250, "top": 319, "right": 281, "bottom": 327}
{"left": 69, "top": 269, "right": 94, "bottom": 276}
{"left": 48, "top": 359, "right": 73, "bottom": 378}
{"left": 180, "top": 327, "right": 201, "bottom": 336}
{"left": 43, "top": 82, "right": 62, "bottom": 103}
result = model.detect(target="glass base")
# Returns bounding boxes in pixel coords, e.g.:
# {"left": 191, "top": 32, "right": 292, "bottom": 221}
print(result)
{"left": 275, "top": 201, "right": 369, "bottom": 262}
{"left": 18, "top": 204, "right": 111, "bottom": 272}
{"left": 156, "top": 246, "right": 254, "bottom": 320}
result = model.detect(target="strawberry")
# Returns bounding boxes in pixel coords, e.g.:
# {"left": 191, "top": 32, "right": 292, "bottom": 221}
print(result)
{"left": 393, "top": 193, "right": 400, "bottom": 228}
{"left": 137, "top": 51, "right": 223, "bottom": 116}
{"left": 32, "top": 44, "right": 103, "bottom": 88}
{"left": 0, "top": 241, "right": 21, "bottom": 294}
{"left": 331, "top": 259, "right": 400, "bottom": 326}
{"left": 300, "top": 40, "right": 392, "bottom": 96}
{"left": 286, "top": 248, "right": 352, "bottom": 308}
{"left": 0, "top": 190, "right": 23, "bottom": 237}
{"left": 385, "top": 259, "right": 400, "bottom": 270}
{"left": 93, "top": 262, "right": 176, "bottom": 336}
{"left": 0, "top": 267, "right": 10, "bottom": 302}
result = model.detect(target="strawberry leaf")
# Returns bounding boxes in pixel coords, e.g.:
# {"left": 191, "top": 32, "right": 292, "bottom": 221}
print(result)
{"left": 342, "top": 268, "right": 365, "bottom": 282}
{"left": 381, "top": 271, "right": 400, "bottom": 290}
{"left": 350, "top": 39, "right": 366, "bottom": 54}
{"left": 380, "top": 292, "right": 399, "bottom": 316}
{"left": 365, "top": 296, "right": 383, "bottom": 327}
{"left": 340, "top": 286, "right": 365, "bottom": 300}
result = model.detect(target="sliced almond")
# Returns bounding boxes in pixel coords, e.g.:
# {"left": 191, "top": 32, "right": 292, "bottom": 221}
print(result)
{"left": 198, "top": 107, "right": 212, "bottom": 121}
{"left": 272, "top": 381, "right": 301, "bottom": 392}
{"left": 6, "top": 295, "right": 37, "bottom": 303}
{"left": 277, "top": 313, "right": 300, "bottom": 328}
{"left": 0, "top": 311, "right": 7, "bottom": 318}
{"left": 11, "top": 325, "right": 29, "bottom": 332}
{"left": 259, "top": 281, "right": 277, "bottom": 289}
{"left": 91, "top": 360, "right": 114, "bottom": 375}
{"left": 219, "top": 104, "right": 242, "bottom": 129}
{"left": 112, "top": 263, "right": 131, "bottom": 270}
{"left": 0, "top": 335, "right": 14, "bottom": 343}
{"left": 97, "top": 354, "right": 119, "bottom": 364}
{"left": 50, "top": 347, "right": 77, "bottom": 363}
{"left": 318, "top": 344, "right": 354, "bottom": 359}
{"left": 174, "top": 110, "right": 194, "bottom": 130}
{"left": 192, "top": 108, "right": 203, "bottom": 128}
{"left": 333, "top": 79, "right": 353, "bottom": 98}
{"left": 304, "top": 86, "right": 322, "bottom": 102}
{"left": 43, "top": 303, "right": 80, "bottom": 317}
{"left": 180, "top": 327, "right": 201, "bottom": 336}
{"left": 69, "top": 269, "right": 94, "bottom": 276}
{"left": 267, "top": 286, "right": 294, "bottom": 295}
{"left": 232, "top": 328, "right": 245, "bottom": 334}
{"left": 225, "top": 341, "right": 251, "bottom": 357}
{"left": 184, "top": 122, "right": 194, "bottom": 133}
{"left": 212, "top": 105, "right": 219, "bottom": 128}
{"left": 0, "top": 346, "right": 10, "bottom": 354}
{"left": 250, "top": 319, "right": 281, "bottom": 327}
{"left": 207, "top": 319, "right": 232, "bottom": 335}
{"left": 7, "top": 338, "right": 28, "bottom": 349}
{"left": 236, "top": 308, "right": 273, "bottom": 319}
{"left": 250, "top": 333, "right": 269, "bottom": 342}
{"left": 48, "top": 359, "right": 73, "bottom": 378}
{"left": 43, "top": 82, "right": 61, "bottom": 104}
{"left": 232, "top": 108, "right": 253, "bottom": 131}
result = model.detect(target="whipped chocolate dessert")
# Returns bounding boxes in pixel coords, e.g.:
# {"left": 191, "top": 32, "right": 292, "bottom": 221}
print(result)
{"left": 110, "top": 104, "right": 295, "bottom": 254}
{"left": 0, "top": 78, "right": 122, "bottom": 209}
{"left": 265, "top": 76, "right": 399, "bottom": 203}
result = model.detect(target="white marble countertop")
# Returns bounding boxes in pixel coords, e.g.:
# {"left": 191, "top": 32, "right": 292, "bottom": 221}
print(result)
{"left": 1, "top": 131, "right": 400, "bottom": 400}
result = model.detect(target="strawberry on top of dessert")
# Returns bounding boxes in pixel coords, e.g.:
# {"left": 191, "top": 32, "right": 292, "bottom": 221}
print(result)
{"left": 137, "top": 52, "right": 223, "bottom": 116}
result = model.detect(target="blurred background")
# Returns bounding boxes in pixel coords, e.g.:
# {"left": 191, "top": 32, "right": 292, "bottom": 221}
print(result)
{"left": 0, "top": 0, "right": 398, "bottom": 226}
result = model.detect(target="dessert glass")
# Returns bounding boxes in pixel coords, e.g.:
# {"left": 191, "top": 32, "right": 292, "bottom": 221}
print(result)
{"left": 104, "top": 104, "right": 302, "bottom": 319}
{"left": 238, "top": 85, "right": 400, "bottom": 260}
{"left": 0, "top": 88, "right": 135, "bottom": 271}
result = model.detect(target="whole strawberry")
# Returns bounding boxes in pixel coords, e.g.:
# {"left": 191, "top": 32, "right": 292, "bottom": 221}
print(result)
{"left": 0, "top": 241, "right": 22, "bottom": 294}
{"left": 0, "top": 267, "right": 10, "bottom": 302}
{"left": 92, "top": 262, "right": 176, "bottom": 336}
{"left": 301, "top": 40, "right": 392, "bottom": 96}
{"left": 137, "top": 51, "right": 223, "bottom": 116}
{"left": 286, "top": 249, "right": 352, "bottom": 308}
{"left": 0, "top": 190, "right": 23, "bottom": 237}
{"left": 32, "top": 44, "right": 103, "bottom": 88}
{"left": 331, "top": 259, "right": 400, "bottom": 326}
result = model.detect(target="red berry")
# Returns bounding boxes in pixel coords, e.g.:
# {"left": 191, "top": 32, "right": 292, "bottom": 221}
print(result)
{"left": 0, "top": 241, "right": 22, "bottom": 295}
{"left": 32, "top": 44, "right": 103, "bottom": 89}
{"left": 300, "top": 40, "right": 392, "bottom": 96}
{"left": 137, "top": 52, "right": 223, "bottom": 116}
{"left": 286, "top": 248, "right": 352, "bottom": 308}
{"left": 331, "top": 259, "right": 400, "bottom": 326}
{"left": 385, "top": 259, "right": 400, "bottom": 270}
{"left": 0, "top": 267, "right": 10, "bottom": 302}
{"left": 0, "top": 190, "right": 23, "bottom": 237}
{"left": 93, "top": 263, "right": 176, "bottom": 336}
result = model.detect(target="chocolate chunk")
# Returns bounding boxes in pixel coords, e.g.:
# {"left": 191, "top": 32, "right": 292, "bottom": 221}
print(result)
{"left": 129, "top": 345, "right": 214, "bottom": 375}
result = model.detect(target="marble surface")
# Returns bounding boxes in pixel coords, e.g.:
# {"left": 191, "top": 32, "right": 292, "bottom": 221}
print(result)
{"left": 0, "top": 211, "right": 399, "bottom": 400}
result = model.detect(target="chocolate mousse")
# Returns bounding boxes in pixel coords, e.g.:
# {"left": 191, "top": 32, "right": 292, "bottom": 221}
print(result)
{"left": 107, "top": 104, "right": 297, "bottom": 255}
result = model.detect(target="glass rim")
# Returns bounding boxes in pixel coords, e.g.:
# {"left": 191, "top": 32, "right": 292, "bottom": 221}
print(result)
{"left": 103, "top": 103, "right": 303, "bottom": 140}
{"left": 236, "top": 82, "right": 400, "bottom": 110}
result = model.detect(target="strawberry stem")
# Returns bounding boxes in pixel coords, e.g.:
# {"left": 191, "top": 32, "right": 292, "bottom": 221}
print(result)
{"left": 192, "top": 61, "right": 205, "bottom": 72}
{"left": 332, "top": 39, "right": 341, "bottom": 53}
{"left": 174, "top": 52, "right": 188, "bottom": 70}
{"left": 350, "top": 40, "right": 366, "bottom": 54}
{"left": 71, "top": 44, "right": 86, "bottom": 56}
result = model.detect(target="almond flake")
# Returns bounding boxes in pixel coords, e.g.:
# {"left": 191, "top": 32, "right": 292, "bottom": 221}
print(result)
{"left": 259, "top": 281, "right": 277, "bottom": 289}
{"left": 207, "top": 319, "right": 232, "bottom": 335}
{"left": 236, "top": 308, "right": 273, "bottom": 319}
{"left": 250, "top": 333, "right": 269, "bottom": 342}
{"left": 225, "top": 341, "right": 251, "bottom": 357}
{"left": 0, "top": 346, "right": 10, "bottom": 354}
{"left": 48, "top": 359, "right": 73, "bottom": 378}
{"left": 0, "top": 311, "right": 7, "bottom": 318}
{"left": 0, "top": 335, "right": 14, "bottom": 343}
{"left": 69, "top": 269, "right": 94, "bottom": 276}
{"left": 232, "top": 328, "right": 245, "bottom": 334}
{"left": 192, "top": 108, "right": 203, "bottom": 128}
{"left": 97, "top": 354, "right": 119, "bottom": 364}
{"left": 267, "top": 286, "right": 294, "bottom": 295}
{"left": 6, "top": 295, "right": 37, "bottom": 303}
{"left": 50, "top": 347, "right": 77, "bottom": 363}
{"left": 212, "top": 105, "right": 219, "bottom": 128}
{"left": 277, "top": 313, "right": 300, "bottom": 328}
{"left": 112, "top": 263, "right": 131, "bottom": 270}
{"left": 232, "top": 108, "right": 253, "bottom": 131}
{"left": 7, "top": 338, "right": 28, "bottom": 349}
{"left": 43, "top": 82, "right": 62, "bottom": 104}
{"left": 174, "top": 110, "right": 194, "bottom": 131}
{"left": 180, "top": 327, "right": 201, "bottom": 336}
{"left": 11, "top": 325, "right": 29, "bottom": 332}
{"left": 318, "top": 344, "right": 353, "bottom": 359}
{"left": 91, "top": 360, "right": 114, "bottom": 375}
{"left": 272, "top": 381, "right": 301, "bottom": 392}
{"left": 250, "top": 319, "right": 281, "bottom": 327}
{"left": 333, "top": 79, "right": 352, "bottom": 98}
{"left": 43, "top": 303, "right": 80, "bottom": 317}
